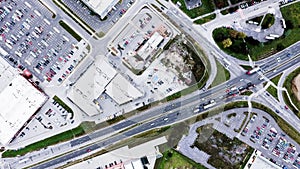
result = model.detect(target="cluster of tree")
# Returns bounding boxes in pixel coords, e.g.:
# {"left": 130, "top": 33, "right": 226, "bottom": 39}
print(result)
{"left": 285, "top": 19, "right": 295, "bottom": 29}
{"left": 213, "top": 28, "right": 249, "bottom": 55}
{"left": 213, "top": 0, "right": 229, "bottom": 9}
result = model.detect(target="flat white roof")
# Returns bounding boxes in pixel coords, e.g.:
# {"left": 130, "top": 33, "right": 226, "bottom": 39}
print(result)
{"left": 248, "top": 150, "right": 281, "bottom": 169}
{"left": 105, "top": 74, "right": 143, "bottom": 105}
{"left": 137, "top": 32, "right": 164, "bottom": 60}
{"left": 82, "top": 0, "right": 119, "bottom": 19}
{"left": 0, "top": 76, "right": 47, "bottom": 144}
{"left": 0, "top": 47, "right": 8, "bottom": 57}
{"left": 124, "top": 163, "right": 134, "bottom": 169}
{"left": 131, "top": 160, "right": 144, "bottom": 169}
{"left": 68, "top": 59, "right": 117, "bottom": 116}
{"left": 0, "top": 58, "right": 16, "bottom": 92}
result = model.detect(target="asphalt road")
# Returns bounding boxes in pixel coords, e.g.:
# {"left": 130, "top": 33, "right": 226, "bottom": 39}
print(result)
{"left": 20, "top": 0, "right": 300, "bottom": 168}
{"left": 30, "top": 45, "right": 300, "bottom": 168}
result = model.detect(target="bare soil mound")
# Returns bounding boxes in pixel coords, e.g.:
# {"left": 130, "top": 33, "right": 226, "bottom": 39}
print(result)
{"left": 291, "top": 74, "right": 300, "bottom": 101}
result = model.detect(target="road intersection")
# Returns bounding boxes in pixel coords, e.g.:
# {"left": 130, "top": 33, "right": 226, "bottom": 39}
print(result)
{"left": 13, "top": 38, "right": 300, "bottom": 168}
{"left": 1, "top": 0, "right": 300, "bottom": 168}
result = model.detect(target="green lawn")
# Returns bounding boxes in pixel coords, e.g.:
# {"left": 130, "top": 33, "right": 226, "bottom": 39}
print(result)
{"left": 220, "top": 9, "right": 229, "bottom": 15}
{"left": 266, "top": 73, "right": 282, "bottom": 100}
{"left": 2, "top": 123, "right": 88, "bottom": 157}
{"left": 210, "top": 60, "right": 230, "bottom": 87}
{"left": 261, "top": 13, "right": 275, "bottom": 29}
{"left": 241, "top": 90, "right": 253, "bottom": 96}
{"left": 193, "top": 14, "right": 216, "bottom": 24}
{"left": 248, "top": 2, "right": 300, "bottom": 59}
{"left": 58, "top": 20, "right": 82, "bottom": 41}
{"left": 155, "top": 149, "right": 207, "bottom": 169}
{"left": 171, "top": 0, "right": 215, "bottom": 18}
{"left": 220, "top": 7, "right": 237, "bottom": 15}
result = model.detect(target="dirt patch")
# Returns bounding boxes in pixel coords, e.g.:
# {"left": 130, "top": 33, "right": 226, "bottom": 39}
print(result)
{"left": 291, "top": 74, "right": 300, "bottom": 101}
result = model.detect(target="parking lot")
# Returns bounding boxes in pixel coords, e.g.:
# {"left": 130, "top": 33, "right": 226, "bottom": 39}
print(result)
{"left": 241, "top": 113, "right": 300, "bottom": 168}
{"left": 108, "top": 5, "right": 175, "bottom": 70}
{"left": 0, "top": 0, "right": 83, "bottom": 83}
{"left": 60, "top": 0, "right": 135, "bottom": 33}
{"left": 10, "top": 98, "right": 77, "bottom": 146}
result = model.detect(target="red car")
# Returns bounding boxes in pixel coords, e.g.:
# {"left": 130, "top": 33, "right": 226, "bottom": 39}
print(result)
{"left": 284, "top": 105, "right": 288, "bottom": 110}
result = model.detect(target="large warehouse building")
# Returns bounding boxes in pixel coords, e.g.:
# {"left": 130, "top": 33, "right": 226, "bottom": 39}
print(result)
{"left": 81, "top": 0, "right": 119, "bottom": 19}
{"left": 0, "top": 56, "right": 48, "bottom": 145}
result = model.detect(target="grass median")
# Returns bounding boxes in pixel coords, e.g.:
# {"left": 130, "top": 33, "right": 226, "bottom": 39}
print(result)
{"left": 53, "top": 0, "right": 94, "bottom": 35}
{"left": 266, "top": 73, "right": 282, "bottom": 100}
{"left": 2, "top": 124, "right": 87, "bottom": 158}
{"left": 210, "top": 60, "right": 230, "bottom": 87}
{"left": 193, "top": 14, "right": 216, "bottom": 24}
{"left": 59, "top": 20, "right": 82, "bottom": 41}
{"left": 53, "top": 95, "right": 74, "bottom": 117}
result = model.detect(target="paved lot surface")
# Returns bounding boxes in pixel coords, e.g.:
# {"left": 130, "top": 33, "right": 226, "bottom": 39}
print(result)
{"left": 60, "top": 0, "right": 135, "bottom": 33}
{"left": 0, "top": 0, "right": 78, "bottom": 83}
{"left": 233, "top": 5, "right": 285, "bottom": 42}
{"left": 178, "top": 108, "right": 300, "bottom": 169}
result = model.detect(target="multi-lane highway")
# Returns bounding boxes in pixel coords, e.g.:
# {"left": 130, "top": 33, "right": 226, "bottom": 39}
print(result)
{"left": 6, "top": 0, "right": 300, "bottom": 168}
{"left": 29, "top": 41, "right": 300, "bottom": 168}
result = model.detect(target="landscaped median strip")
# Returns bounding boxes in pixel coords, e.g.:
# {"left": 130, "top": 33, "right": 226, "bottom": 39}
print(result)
{"left": 52, "top": 0, "right": 94, "bottom": 36}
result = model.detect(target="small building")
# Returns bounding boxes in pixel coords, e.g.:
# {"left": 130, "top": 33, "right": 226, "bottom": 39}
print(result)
{"left": 137, "top": 32, "right": 164, "bottom": 61}
{"left": 184, "top": 0, "right": 202, "bottom": 10}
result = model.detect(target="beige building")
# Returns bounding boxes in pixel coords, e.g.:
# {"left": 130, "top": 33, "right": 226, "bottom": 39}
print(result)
{"left": 68, "top": 59, "right": 117, "bottom": 116}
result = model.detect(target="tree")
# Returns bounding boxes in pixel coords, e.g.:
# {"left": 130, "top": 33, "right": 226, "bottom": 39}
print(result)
{"left": 222, "top": 38, "right": 232, "bottom": 48}
{"left": 285, "top": 20, "right": 294, "bottom": 29}
{"left": 237, "top": 32, "right": 247, "bottom": 39}
{"left": 276, "top": 43, "right": 285, "bottom": 51}
{"left": 213, "top": 28, "right": 229, "bottom": 41}
{"left": 229, "top": 29, "right": 239, "bottom": 39}
{"left": 245, "top": 37, "right": 259, "bottom": 45}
